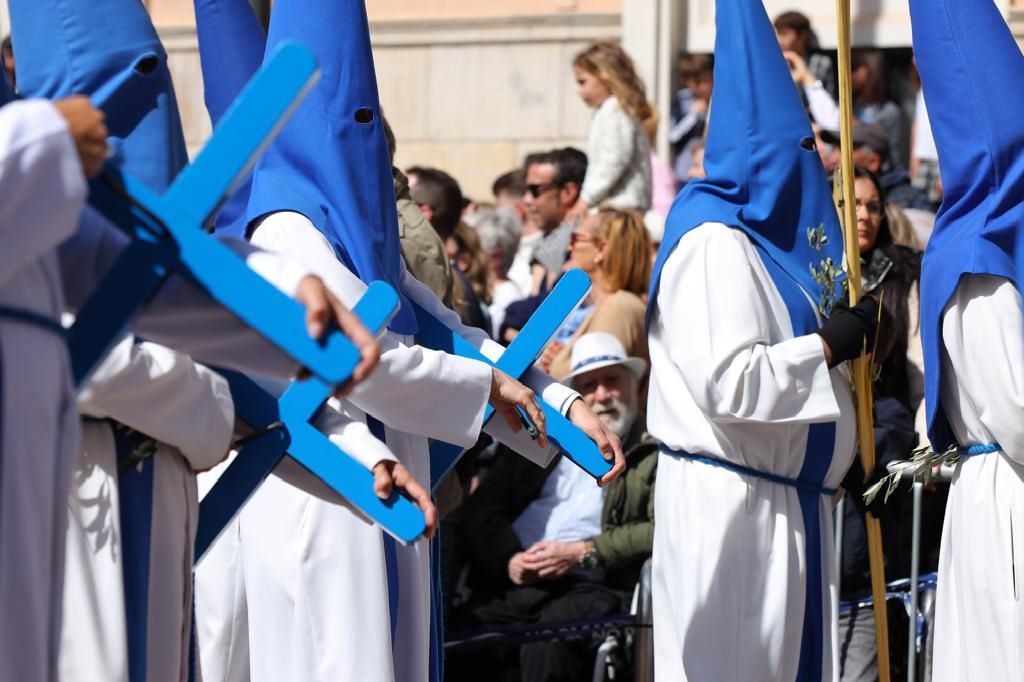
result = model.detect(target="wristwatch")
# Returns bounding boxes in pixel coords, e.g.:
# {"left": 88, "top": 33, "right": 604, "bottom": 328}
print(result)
{"left": 579, "top": 539, "right": 601, "bottom": 570}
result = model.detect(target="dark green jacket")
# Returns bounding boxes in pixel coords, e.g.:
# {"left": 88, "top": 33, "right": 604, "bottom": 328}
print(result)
{"left": 461, "top": 421, "right": 658, "bottom": 591}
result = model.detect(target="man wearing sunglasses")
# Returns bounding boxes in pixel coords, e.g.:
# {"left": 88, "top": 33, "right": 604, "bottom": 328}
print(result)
{"left": 522, "top": 147, "right": 587, "bottom": 296}
{"left": 498, "top": 149, "right": 588, "bottom": 344}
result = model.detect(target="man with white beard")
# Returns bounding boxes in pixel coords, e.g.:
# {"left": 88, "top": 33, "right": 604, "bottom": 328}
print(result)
{"left": 451, "top": 332, "right": 658, "bottom": 682}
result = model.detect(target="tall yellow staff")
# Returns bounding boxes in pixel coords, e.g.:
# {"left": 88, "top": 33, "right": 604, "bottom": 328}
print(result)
{"left": 833, "top": 2, "right": 891, "bottom": 680}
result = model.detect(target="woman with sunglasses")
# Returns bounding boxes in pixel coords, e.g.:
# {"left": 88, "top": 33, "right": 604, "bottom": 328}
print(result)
{"left": 544, "top": 207, "right": 652, "bottom": 383}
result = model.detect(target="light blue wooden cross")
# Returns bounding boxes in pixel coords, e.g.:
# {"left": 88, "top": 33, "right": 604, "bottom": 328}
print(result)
{"left": 414, "top": 269, "right": 614, "bottom": 489}
{"left": 194, "top": 281, "right": 428, "bottom": 561}
{"left": 63, "top": 42, "right": 428, "bottom": 549}
{"left": 68, "top": 42, "right": 357, "bottom": 388}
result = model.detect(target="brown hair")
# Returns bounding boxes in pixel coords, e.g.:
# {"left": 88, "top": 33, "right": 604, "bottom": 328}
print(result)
{"left": 573, "top": 41, "right": 656, "bottom": 134}
{"left": 773, "top": 11, "right": 812, "bottom": 34}
{"left": 450, "top": 221, "right": 493, "bottom": 305}
{"left": 590, "top": 207, "right": 652, "bottom": 295}
{"left": 678, "top": 53, "right": 714, "bottom": 80}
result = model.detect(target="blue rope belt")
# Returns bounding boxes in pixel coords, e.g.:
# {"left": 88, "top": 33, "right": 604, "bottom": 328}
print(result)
{"left": 0, "top": 305, "right": 67, "bottom": 340}
{"left": 959, "top": 442, "right": 1000, "bottom": 458}
{"left": 661, "top": 446, "right": 838, "bottom": 496}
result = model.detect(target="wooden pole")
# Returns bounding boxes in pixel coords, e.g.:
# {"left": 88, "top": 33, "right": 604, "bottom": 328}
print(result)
{"left": 833, "top": 2, "right": 892, "bottom": 680}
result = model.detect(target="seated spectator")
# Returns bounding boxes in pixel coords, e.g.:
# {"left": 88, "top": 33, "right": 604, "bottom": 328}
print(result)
{"left": 466, "top": 208, "right": 523, "bottom": 338}
{"left": 410, "top": 166, "right": 490, "bottom": 331}
{"left": 500, "top": 149, "right": 589, "bottom": 342}
{"left": 1, "top": 35, "right": 13, "bottom": 88}
{"left": 909, "top": 81, "right": 942, "bottom": 209}
{"left": 687, "top": 139, "right": 706, "bottom": 180}
{"left": 851, "top": 48, "right": 907, "bottom": 164}
{"left": 382, "top": 117, "right": 454, "bottom": 307}
{"left": 449, "top": 221, "right": 493, "bottom": 310}
{"left": 822, "top": 123, "right": 933, "bottom": 211}
{"left": 670, "top": 52, "right": 712, "bottom": 182}
{"left": 837, "top": 166, "right": 931, "bottom": 681}
{"left": 522, "top": 148, "right": 588, "bottom": 296}
{"left": 773, "top": 10, "right": 836, "bottom": 96}
{"left": 784, "top": 49, "right": 840, "bottom": 130}
{"left": 494, "top": 168, "right": 543, "bottom": 296}
{"left": 544, "top": 207, "right": 651, "bottom": 382}
{"left": 493, "top": 169, "right": 529, "bottom": 222}
{"left": 450, "top": 333, "right": 658, "bottom": 682}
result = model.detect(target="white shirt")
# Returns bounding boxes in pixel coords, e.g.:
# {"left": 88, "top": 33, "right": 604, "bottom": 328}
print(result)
{"left": 804, "top": 81, "right": 840, "bottom": 131}
{"left": 512, "top": 456, "right": 605, "bottom": 548}
{"left": 507, "top": 230, "right": 541, "bottom": 298}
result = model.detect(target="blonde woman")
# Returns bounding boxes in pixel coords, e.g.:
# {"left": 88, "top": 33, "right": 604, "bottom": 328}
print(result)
{"left": 545, "top": 207, "right": 652, "bottom": 381}
{"left": 568, "top": 41, "right": 654, "bottom": 221}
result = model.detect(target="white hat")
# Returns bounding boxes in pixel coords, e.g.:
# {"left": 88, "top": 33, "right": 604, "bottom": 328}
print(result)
{"left": 563, "top": 332, "right": 647, "bottom": 383}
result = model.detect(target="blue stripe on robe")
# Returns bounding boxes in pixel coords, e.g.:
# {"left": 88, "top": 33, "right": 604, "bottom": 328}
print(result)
{"left": 115, "top": 429, "right": 155, "bottom": 682}
{"left": 753, "top": 244, "right": 837, "bottom": 682}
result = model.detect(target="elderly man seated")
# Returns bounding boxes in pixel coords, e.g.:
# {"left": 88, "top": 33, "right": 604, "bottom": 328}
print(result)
{"left": 449, "top": 333, "right": 658, "bottom": 682}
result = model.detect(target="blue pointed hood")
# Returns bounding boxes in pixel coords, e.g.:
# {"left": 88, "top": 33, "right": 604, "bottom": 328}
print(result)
{"left": 648, "top": 0, "right": 845, "bottom": 328}
{"left": 194, "top": 0, "right": 267, "bottom": 237}
{"left": 246, "top": 0, "right": 416, "bottom": 333}
{"left": 10, "top": 0, "right": 188, "bottom": 191}
{"left": 912, "top": 0, "right": 1023, "bottom": 450}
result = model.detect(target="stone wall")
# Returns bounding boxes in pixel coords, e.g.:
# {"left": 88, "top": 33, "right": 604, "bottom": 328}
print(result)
{"left": 374, "top": 12, "right": 619, "bottom": 200}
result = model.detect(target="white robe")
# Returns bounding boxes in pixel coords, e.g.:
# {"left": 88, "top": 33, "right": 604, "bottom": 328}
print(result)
{"left": 933, "top": 274, "right": 1024, "bottom": 682}
{"left": 647, "top": 223, "right": 857, "bottom": 682}
{"left": 61, "top": 338, "right": 234, "bottom": 682}
{"left": 194, "top": 401, "right": 401, "bottom": 682}
{"left": 196, "top": 211, "right": 579, "bottom": 682}
{"left": 0, "top": 98, "right": 88, "bottom": 682}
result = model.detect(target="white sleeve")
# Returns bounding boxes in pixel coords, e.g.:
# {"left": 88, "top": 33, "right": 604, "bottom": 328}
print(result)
{"left": 316, "top": 398, "right": 398, "bottom": 470}
{"left": 0, "top": 100, "right": 86, "bottom": 287}
{"left": 656, "top": 225, "right": 840, "bottom": 424}
{"left": 59, "top": 206, "right": 309, "bottom": 379}
{"left": 78, "top": 336, "right": 235, "bottom": 472}
{"left": 250, "top": 211, "right": 494, "bottom": 447}
{"left": 803, "top": 82, "right": 840, "bottom": 131}
{"left": 941, "top": 275, "right": 1024, "bottom": 461}
{"left": 580, "top": 101, "right": 636, "bottom": 207}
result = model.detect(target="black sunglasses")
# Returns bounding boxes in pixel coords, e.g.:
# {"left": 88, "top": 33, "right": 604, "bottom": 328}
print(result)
{"left": 526, "top": 182, "right": 561, "bottom": 198}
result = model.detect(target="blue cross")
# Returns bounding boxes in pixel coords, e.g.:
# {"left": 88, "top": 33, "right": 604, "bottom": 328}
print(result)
{"left": 58, "top": 42, "right": 428, "bottom": 552}
{"left": 414, "top": 269, "right": 614, "bottom": 489}
{"left": 194, "top": 281, "right": 428, "bottom": 562}
{"left": 68, "top": 43, "right": 360, "bottom": 389}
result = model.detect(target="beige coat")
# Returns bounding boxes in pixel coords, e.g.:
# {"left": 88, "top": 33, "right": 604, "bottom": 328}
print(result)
{"left": 548, "top": 290, "right": 649, "bottom": 382}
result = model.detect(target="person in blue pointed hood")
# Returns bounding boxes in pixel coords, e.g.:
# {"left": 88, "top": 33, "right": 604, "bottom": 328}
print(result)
{"left": 187, "top": 2, "right": 443, "bottom": 680}
{"left": 645, "top": 0, "right": 878, "bottom": 679}
{"left": 9, "top": 0, "right": 188, "bottom": 192}
{"left": 0, "top": 84, "right": 109, "bottom": 682}
{"left": 221, "top": 2, "right": 625, "bottom": 681}
{"left": 9, "top": 4, "right": 392, "bottom": 682}
{"left": 193, "top": 0, "right": 267, "bottom": 238}
{"left": 911, "top": 0, "right": 1024, "bottom": 679}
